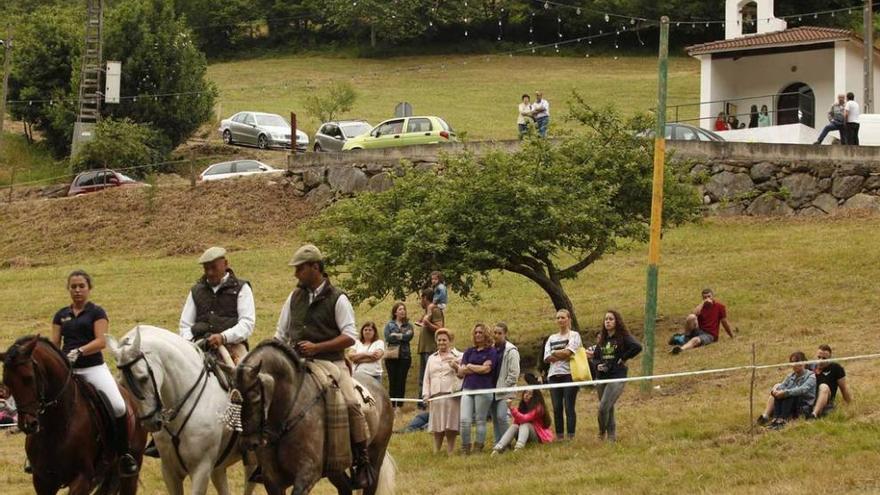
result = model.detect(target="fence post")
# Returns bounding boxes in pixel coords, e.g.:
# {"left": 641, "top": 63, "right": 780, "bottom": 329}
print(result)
{"left": 7, "top": 166, "right": 13, "bottom": 203}
{"left": 189, "top": 161, "right": 196, "bottom": 189}
{"left": 749, "top": 343, "right": 756, "bottom": 437}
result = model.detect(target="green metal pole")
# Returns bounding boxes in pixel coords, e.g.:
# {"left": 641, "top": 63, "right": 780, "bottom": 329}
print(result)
{"left": 641, "top": 16, "right": 669, "bottom": 394}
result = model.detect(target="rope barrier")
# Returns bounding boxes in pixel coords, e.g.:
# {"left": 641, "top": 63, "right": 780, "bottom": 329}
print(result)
{"left": 388, "top": 352, "right": 880, "bottom": 403}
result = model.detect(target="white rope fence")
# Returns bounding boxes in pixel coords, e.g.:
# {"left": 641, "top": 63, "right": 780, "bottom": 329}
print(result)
{"left": 388, "top": 353, "right": 880, "bottom": 403}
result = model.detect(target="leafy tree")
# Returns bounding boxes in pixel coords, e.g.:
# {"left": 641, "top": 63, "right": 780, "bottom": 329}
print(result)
{"left": 308, "top": 92, "right": 701, "bottom": 330}
{"left": 303, "top": 82, "right": 358, "bottom": 123}
{"left": 103, "top": 0, "right": 217, "bottom": 149}
{"left": 70, "top": 118, "right": 170, "bottom": 176}
{"left": 174, "top": 0, "right": 258, "bottom": 53}
{"left": 7, "top": 5, "right": 82, "bottom": 156}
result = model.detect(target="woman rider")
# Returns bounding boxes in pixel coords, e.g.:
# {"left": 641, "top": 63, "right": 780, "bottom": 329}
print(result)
{"left": 51, "top": 270, "right": 139, "bottom": 477}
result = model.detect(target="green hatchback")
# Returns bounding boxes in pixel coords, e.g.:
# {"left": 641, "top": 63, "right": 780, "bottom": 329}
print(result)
{"left": 342, "top": 116, "right": 457, "bottom": 151}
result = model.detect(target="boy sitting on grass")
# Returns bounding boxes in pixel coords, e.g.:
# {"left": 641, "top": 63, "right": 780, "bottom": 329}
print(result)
{"left": 670, "top": 288, "right": 734, "bottom": 354}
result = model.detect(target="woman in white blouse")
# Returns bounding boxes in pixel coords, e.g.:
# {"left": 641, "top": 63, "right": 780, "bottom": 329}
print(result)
{"left": 350, "top": 321, "right": 385, "bottom": 382}
{"left": 422, "top": 328, "right": 463, "bottom": 455}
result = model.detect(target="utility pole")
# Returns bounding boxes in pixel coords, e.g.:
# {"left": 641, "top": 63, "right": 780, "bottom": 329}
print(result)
{"left": 0, "top": 27, "right": 13, "bottom": 156}
{"left": 641, "top": 16, "right": 669, "bottom": 394}
{"left": 865, "top": 0, "right": 874, "bottom": 113}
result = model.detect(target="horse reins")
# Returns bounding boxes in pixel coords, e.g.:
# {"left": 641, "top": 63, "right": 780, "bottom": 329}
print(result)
{"left": 9, "top": 343, "right": 75, "bottom": 420}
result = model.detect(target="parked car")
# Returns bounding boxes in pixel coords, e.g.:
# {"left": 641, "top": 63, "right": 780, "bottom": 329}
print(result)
{"left": 638, "top": 123, "right": 725, "bottom": 142}
{"left": 68, "top": 169, "right": 144, "bottom": 196}
{"left": 219, "top": 111, "right": 309, "bottom": 152}
{"left": 341, "top": 116, "right": 457, "bottom": 151}
{"left": 313, "top": 120, "right": 373, "bottom": 152}
{"left": 199, "top": 160, "right": 282, "bottom": 182}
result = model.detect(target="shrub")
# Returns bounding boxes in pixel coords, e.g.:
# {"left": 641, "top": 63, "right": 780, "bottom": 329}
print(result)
{"left": 71, "top": 118, "right": 171, "bottom": 177}
{"left": 303, "top": 81, "right": 358, "bottom": 123}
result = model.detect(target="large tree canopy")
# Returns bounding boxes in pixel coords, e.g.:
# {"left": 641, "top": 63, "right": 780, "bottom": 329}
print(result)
{"left": 308, "top": 92, "right": 701, "bottom": 331}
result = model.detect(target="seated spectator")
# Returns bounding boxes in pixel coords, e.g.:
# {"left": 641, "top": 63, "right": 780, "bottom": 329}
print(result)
{"left": 757, "top": 351, "right": 816, "bottom": 428}
{"left": 422, "top": 328, "right": 463, "bottom": 455}
{"left": 395, "top": 411, "right": 430, "bottom": 434}
{"left": 671, "top": 288, "right": 734, "bottom": 354}
{"left": 428, "top": 271, "right": 448, "bottom": 313}
{"left": 491, "top": 388, "right": 554, "bottom": 454}
{"left": 727, "top": 115, "right": 741, "bottom": 130}
{"left": 814, "top": 94, "right": 847, "bottom": 145}
{"left": 349, "top": 321, "right": 385, "bottom": 382}
{"left": 714, "top": 112, "right": 730, "bottom": 131}
{"left": 0, "top": 385, "right": 16, "bottom": 426}
{"left": 808, "top": 344, "right": 852, "bottom": 419}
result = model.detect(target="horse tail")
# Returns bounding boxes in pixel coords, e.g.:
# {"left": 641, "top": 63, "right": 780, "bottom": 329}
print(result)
{"left": 375, "top": 451, "right": 397, "bottom": 495}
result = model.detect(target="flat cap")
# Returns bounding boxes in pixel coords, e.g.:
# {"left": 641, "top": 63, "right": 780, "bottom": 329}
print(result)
{"left": 289, "top": 244, "right": 323, "bottom": 266}
{"left": 198, "top": 246, "right": 227, "bottom": 264}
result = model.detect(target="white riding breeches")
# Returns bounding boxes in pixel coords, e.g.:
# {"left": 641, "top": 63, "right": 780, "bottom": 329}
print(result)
{"left": 75, "top": 363, "right": 127, "bottom": 418}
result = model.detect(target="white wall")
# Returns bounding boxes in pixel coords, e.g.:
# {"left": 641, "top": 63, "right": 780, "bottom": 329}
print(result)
{"left": 716, "top": 123, "right": 819, "bottom": 144}
{"left": 837, "top": 40, "right": 880, "bottom": 112}
{"left": 701, "top": 47, "right": 835, "bottom": 130}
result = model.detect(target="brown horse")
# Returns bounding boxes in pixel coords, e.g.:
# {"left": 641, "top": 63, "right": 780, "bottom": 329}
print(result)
{"left": 234, "top": 340, "right": 396, "bottom": 495}
{"left": 0, "top": 335, "right": 147, "bottom": 495}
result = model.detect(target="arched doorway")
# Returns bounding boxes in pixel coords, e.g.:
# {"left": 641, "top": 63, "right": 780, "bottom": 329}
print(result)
{"left": 741, "top": 2, "right": 758, "bottom": 35}
{"left": 777, "top": 82, "right": 815, "bottom": 128}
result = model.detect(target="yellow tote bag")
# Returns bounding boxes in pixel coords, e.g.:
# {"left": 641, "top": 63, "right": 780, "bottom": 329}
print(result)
{"left": 571, "top": 347, "right": 592, "bottom": 382}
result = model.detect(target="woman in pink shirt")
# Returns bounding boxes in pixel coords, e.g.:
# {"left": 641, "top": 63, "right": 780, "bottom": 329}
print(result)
{"left": 490, "top": 388, "right": 554, "bottom": 454}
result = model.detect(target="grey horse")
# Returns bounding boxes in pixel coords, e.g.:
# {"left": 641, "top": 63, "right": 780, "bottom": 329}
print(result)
{"left": 234, "top": 339, "right": 396, "bottom": 495}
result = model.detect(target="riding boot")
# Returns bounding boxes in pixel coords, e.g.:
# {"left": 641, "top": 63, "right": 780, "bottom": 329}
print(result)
{"left": 144, "top": 437, "right": 160, "bottom": 458}
{"left": 350, "top": 441, "right": 376, "bottom": 490}
{"left": 114, "top": 416, "right": 139, "bottom": 478}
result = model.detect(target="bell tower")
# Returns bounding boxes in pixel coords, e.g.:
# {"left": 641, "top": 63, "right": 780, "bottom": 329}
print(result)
{"left": 725, "top": 0, "right": 786, "bottom": 40}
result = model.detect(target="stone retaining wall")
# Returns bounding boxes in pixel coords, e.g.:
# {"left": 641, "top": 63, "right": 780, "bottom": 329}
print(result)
{"left": 284, "top": 140, "right": 880, "bottom": 214}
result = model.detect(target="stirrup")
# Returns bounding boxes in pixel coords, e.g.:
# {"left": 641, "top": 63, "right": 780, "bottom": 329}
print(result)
{"left": 119, "top": 453, "right": 139, "bottom": 478}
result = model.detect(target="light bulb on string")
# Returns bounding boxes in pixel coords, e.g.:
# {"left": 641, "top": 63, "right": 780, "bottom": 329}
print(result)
{"left": 576, "top": 8, "right": 581, "bottom": 15}
{"left": 630, "top": 18, "right": 635, "bottom": 25}
{"left": 605, "top": 14, "right": 610, "bottom": 22}
{"left": 544, "top": 1, "right": 549, "bottom": 9}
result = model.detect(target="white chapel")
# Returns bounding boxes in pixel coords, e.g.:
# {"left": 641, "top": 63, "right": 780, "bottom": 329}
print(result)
{"left": 685, "top": 0, "right": 880, "bottom": 143}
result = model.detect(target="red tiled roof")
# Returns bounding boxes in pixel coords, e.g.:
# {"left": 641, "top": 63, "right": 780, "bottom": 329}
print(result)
{"left": 686, "top": 27, "right": 856, "bottom": 56}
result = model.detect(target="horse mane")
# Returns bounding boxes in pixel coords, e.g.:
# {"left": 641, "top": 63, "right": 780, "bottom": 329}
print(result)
{"left": 246, "top": 339, "right": 304, "bottom": 372}
{"left": 4, "top": 335, "right": 68, "bottom": 369}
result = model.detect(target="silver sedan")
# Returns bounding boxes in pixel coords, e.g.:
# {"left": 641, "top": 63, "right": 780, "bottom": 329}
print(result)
{"left": 313, "top": 120, "right": 372, "bottom": 152}
{"left": 219, "top": 111, "right": 309, "bottom": 152}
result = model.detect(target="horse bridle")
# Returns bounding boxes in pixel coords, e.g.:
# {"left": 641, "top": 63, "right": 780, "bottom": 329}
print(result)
{"left": 7, "top": 349, "right": 74, "bottom": 422}
{"left": 238, "top": 377, "right": 267, "bottom": 440}
{"left": 118, "top": 351, "right": 208, "bottom": 424}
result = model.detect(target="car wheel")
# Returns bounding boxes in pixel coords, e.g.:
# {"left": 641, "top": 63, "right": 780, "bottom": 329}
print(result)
{"left": 314, "top": 143, "right": 322, "bottom": 153}
{"left": 223, "top": 130, "right": 234, "bottom": 145}
{"left": 257, "top": 134, "right": 269, "bottom": 150}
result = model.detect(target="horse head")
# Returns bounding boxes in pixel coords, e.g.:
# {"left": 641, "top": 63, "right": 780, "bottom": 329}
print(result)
{"left": 111, "top": 326, "right": 165, "bottom": 432}
{"left": 235, "top": 359, "right": 276, "bottom": 451}
{"left": 1, "top": 335, "right": 68, "bottom": 434}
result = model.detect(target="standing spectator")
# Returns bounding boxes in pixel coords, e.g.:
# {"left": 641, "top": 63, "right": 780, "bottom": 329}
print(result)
{"left": 808, "top": 344, "right": 852, "bottom": 419}
{"left": 543, "top": 309, "right": 582, "bottom": 440}
{"left": 422, "top": 328, "right": 463, "bottom": 455}
{"left": 491, "top": 388, "right": 554, "bottom": 454}
{"left": 671, "top": 288, "right": 734, "bottom": 354}
{"left": 758, "top": 105, "right": 771, "bottom": 127}
{"left": 532, "top": 91, "right": 550, "bottom": 138}
{"left": 489, "top": 322, "right": 521, "bottom": 445}
{"left": 416, "top": 288, "right": 445, "bottom": 410}
{"left": 844, "top": 92, "right": 861, "bottom": 146}
{"left": 451, "top": 324, "right": 498, "bottom": 454}
{"left": 814, "top": 94, "right": 847, "bottom": 145}
{"left": 384, "top": 302, "right": 414, "bottom": 411}
{"left": 757, "top": 351, "right": 816, "bottom": 428}
{"left": 349, "top": 322, "right": 385, "bottom": 382}
{"left": 714, "top": 112, "right": 729, "bottom": 131}
{"left": 588, "top": 310, "right": 642, "bottom": 442}
{"left": 748, "top": 105, "right": 759, "bottom": 128}
{"left": 517, "top": 94, "right": 534, "bottom": 138}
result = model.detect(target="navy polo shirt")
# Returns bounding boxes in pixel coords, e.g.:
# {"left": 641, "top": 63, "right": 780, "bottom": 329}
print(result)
{"left": 52, "top": 302, "right": 107, "bottom": 368}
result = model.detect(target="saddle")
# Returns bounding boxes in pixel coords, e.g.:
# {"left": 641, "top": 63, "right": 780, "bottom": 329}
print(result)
{"left": 77, "top": 376, "right": 136, "bottom": 452}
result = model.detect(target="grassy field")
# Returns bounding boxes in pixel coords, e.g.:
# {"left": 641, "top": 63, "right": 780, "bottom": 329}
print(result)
{"left": 207, "top": 55, "right": 701, "bottom": 141}
{"left": 0, "top": 212, "right": 879, "bottom": 494}
{"left": 0, "top": 132, "right": 65, "bottom": 187}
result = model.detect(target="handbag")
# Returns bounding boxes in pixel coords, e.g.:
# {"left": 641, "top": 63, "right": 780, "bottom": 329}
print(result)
{"left": 384, "top": 345, "right": 400, "bottom": 360}
{"left": 571, "top": 346, "right": 592, "bottom": 382}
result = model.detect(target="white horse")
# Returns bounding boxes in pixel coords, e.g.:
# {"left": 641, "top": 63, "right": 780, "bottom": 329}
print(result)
{"left": 108, "top": 325, "right": 257, "bottom": 495}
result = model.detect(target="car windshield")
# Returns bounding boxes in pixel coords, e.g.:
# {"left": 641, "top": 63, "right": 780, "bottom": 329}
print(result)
{"left": 118, "top": 173, "right": 137, "bottom": 182}
{"left": 255, "top": 115, "right": 288, "bottom": 127}
{"left": 341, "top": 123, "right": 371, "bottom": 138}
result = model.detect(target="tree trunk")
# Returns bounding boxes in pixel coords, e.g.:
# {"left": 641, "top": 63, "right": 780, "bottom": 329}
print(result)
{"left": 370, "top": 25, "right": 376, "bottom": 49}
{"left": 505, "top": 267, "right": 582, "bottom": 332}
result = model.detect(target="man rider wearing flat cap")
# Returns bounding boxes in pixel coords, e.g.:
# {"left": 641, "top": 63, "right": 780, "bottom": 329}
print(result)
{"left": 274, "top": 244, "right": 375, "bottom": 489}
{"left": 180, "top": 247, "right": 255, "bottom": 365}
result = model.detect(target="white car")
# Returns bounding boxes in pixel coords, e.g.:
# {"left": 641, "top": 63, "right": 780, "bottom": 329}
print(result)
{"left": 199, "top": 160, "right": 283, "bottom": 182}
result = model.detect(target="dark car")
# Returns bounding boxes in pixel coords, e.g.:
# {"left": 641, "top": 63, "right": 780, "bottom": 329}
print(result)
{"left": 67, "top": 169, "right": 144, "bottom": 196}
